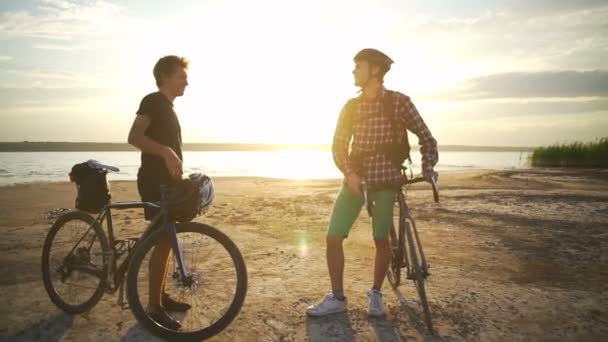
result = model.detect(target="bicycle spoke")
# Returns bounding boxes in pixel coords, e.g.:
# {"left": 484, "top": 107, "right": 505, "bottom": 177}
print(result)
{"left": 60, "top": 282, "right": 100, "bottom": 291}
{"left": 127, "top": 222, "right": 247, "bottom": 340}
{"left": 405, "top": 219, "right": 434, "bottom": 333}
{"left": 43, "top": 212, "right": 107, "bottom": 312}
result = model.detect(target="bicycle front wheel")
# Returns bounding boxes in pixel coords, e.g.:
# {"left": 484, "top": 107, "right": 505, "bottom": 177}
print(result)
{"left": 405, "top": 218, "right": 434, "bottom": 333}
{"left": 41, "top": 210, "right": 109, "bottom": 314}
{"left": 388, "top": 217, "right": 403, "bottom": 286}
{"left": 126, "top": 222, "right": 247, "bottom": 342}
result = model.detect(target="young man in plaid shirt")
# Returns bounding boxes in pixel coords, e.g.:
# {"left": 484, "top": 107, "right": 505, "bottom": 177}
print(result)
{"left": 307, "top": 48, "right": 438, "bottom": 317}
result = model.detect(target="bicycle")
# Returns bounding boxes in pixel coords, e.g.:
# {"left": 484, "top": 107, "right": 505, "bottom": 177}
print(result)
{"left": 41, "top": 163, "right": 248, "bottom": 341}
{"left": 362, "top": 167, "right": 438, "bottom": 333}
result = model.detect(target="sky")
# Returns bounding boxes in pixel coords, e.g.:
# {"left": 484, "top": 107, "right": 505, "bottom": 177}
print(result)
{"left": 0, "top": 0, "right": 607, "bottom": 147}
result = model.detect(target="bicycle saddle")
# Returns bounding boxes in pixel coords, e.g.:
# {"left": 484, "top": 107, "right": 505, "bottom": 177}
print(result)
{"left": 87, "top": 159, "right": 120, "bottom": 172}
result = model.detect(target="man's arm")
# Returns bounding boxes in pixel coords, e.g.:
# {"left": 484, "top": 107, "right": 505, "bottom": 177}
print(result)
{"left": 399, "top": 96, "right": 438, "bottom": 179}
{"left": 332, "top": 99, "right": 364, "bottom": 196}
{"left": 332, "top": 100, "right": 356, "bottom": 176}
{"left": 128, "top": 115, "right": 182, "bottom": 178}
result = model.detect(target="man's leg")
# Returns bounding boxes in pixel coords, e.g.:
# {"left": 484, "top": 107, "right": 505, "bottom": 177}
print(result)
{"left": 307, "top": 185, "right": 362, "bottom": 316}
{"left": 160, "top": 245, "right": 172, "bottom": 296}
{"left": 367, "top": 190, "right": 395, "bottom": 316}
{"left": 138, "top": 177, "right": 181, "bottom": 329}
{"left": 158, "top": 249, "right": 191, "bottom": 311}
{"left": 146, "top": 236, "right": 182, "bottom": 330}
{"left": 370, "top": 190, "right": 395, "bottom": 290}
{"left": 372, "top": 238, "right": 391, "bottom": 290}
{"left": 326, "top": 185, "right": 364, "bottom": 294}
{"left": 148, "top": 236, "right": 172, "bottom": 308}
{"left": 326, "top": 235, "right": 345, "bottom": 294}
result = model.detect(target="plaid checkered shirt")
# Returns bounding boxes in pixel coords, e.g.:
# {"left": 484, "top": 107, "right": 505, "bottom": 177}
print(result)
{"left": 332, "top": 87, "right": 438, "bottom": 189}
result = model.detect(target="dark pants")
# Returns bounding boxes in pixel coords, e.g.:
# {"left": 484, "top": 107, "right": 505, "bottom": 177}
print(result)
{"left": 137, "top": 168, "right": 168, "bottom": 220}
{"left": 137, "top": 168, "right": 173, "bottom": 308}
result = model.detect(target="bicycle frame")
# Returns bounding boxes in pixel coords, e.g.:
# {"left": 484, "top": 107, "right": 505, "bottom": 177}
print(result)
{"left": 362, "top": 169, "right": 437, "bottom": 333}
{"left": 65, "top": 197, "right": 191, "bottom": 296}
{"left": 395, "top": 188, "right": 430, "bottom": 277}
{"left": 362, "top": 173, "right": 434, "bottom": 278}
{"left": 99, "top": 201, "right": 159, "bottom": 292}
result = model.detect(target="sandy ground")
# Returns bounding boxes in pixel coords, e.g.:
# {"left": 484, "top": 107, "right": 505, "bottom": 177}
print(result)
{"left": 0, "top": 169, "right": 607, "bottom": 341}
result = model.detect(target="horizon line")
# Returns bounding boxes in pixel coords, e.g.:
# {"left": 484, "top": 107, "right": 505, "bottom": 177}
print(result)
{"left": 0, "top": 141, "right": 536, "bottom": 152}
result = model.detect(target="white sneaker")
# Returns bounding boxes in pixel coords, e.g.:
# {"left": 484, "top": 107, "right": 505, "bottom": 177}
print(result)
{"left": 306, "top": 292, "right": 347, "bottom": 317}
{"left": 367, "top": 289, "right": 385, "bottom": 317}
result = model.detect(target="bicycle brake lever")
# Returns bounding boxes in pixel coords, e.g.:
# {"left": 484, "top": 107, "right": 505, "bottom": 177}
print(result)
{"left": 430, "top": 173, "right": 440, "bottom": 203}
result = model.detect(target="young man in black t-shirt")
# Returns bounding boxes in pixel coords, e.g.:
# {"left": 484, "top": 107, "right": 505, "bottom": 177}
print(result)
{"left": 128, "top": 55, "right": 189, "bottom": 330}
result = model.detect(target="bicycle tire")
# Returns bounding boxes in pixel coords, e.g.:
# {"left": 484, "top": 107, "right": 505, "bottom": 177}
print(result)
{"left": 126, "top": 222, "right": 247, "bottom": 341}
{"left": 388, "top": 220, "right": 401, "bottom": 286}
{"left": 41, "top": 210, "right": 109, "bottom": 314}
{"left": 405, "top": 219, "right": 434, "bottom": 333}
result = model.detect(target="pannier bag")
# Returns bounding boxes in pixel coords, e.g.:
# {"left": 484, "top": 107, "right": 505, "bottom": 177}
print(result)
{"left": 168, "top": 173, "right": 215, "bottom": 223}
{"left": 69, "top": 161, "right": 111, "bottom": 213}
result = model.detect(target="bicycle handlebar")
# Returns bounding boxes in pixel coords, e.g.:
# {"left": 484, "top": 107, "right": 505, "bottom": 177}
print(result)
{"left": 402, "top": 174, "right": 440, "bottom": 203}
{"left": 362, "top": 173, "right": 439, "bottom": 217}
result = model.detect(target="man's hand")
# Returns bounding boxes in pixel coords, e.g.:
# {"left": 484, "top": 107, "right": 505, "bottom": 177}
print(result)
{"left": 163, "top": 149, "right": 183, "bottom": 180}
{"left": 345, "top": 172, "right": 363, "bottom": 198}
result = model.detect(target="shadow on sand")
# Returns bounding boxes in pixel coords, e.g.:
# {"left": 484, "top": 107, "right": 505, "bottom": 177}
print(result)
{"left": 387, "top": 278, "right": 447, "bottom": 342}
{"left": 306, "top": 311, "right": 356, "bottom": 342}
{"left": 120, "top": 322, "right": 164, "bottom": 342}
{"left": 8, "top": 313, "right": 74, "bottom": 342}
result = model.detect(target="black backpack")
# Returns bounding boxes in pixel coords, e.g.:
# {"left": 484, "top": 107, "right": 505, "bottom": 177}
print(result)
{"left": 69, "top": 162, "right": 111, "bottom": 213}
{"left": 346, "top": 90, "right": 411, "bottom": 167}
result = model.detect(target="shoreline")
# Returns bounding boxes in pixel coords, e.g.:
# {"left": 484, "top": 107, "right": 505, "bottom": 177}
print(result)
{"left": 4, "top": 166, "right": 608, "bottom": 188}
{"left": 0, "top": 142, "right": 536, "bottom": 153}
{"left": 0, "top": 170, "right": 466, "bottom": 188}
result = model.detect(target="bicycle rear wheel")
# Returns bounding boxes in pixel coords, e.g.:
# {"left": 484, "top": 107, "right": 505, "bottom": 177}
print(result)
{"left": 41, "top": 210, "right": 109, "bottom": 314}
{"left": 404, "top": 218, "right": 434, "bottom": 333}
{"left": 126, "top": 222, "right": 247, "bottom": 342}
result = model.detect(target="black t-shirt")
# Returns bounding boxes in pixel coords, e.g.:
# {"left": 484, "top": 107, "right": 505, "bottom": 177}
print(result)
{"left": 136, "top": 92, "right": 182, "bottom": 183}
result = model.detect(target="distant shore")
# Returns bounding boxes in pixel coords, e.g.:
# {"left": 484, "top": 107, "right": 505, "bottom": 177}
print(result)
{"left": 0, "top": 142, "right": 535, "bottom": 152}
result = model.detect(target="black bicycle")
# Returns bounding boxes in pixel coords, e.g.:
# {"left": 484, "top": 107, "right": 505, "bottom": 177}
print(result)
{"left": 41, "top": 164, "right": 247, "bottom": 341}
{"left": 363, "top": 167, "right": 438, "bottom": 333}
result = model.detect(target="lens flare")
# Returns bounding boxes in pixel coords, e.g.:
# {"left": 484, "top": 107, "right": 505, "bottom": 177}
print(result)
{"left": 295, "top": 231, "right": 309, "bottom": 258}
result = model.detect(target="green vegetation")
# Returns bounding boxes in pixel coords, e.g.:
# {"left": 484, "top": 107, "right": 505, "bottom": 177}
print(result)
{"left": 530, "top": 137, "right": 608, "bottom": 167}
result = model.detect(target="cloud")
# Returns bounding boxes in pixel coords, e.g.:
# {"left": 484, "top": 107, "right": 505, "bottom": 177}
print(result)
{"left": 0, "top": 68, "right": 104, "bottom": 89}
{"left": 490, "top": 0, "right": 608, "bottom": 14}
{"left": 0, "top": 0, "right": 141, "bottom": 41}
{"left": 433, "top": 111, "right": 608, "bottom": 146}
{"left": 1, "top": 68, "right": 88, "bottom": 81}
{"left": 39, "top": 0, "right": 77, "bottom": 10}
{"left": 440, "top": 70, "right": 608, "bottom": 99}
{"left": 398, "top": 4, "right": 608, "bottom": 72}
{"left": 32, "top": 43, "right": 92, "bottom": 51}
{"left": 424, "top": 97, "right": 608, "bottom": 122}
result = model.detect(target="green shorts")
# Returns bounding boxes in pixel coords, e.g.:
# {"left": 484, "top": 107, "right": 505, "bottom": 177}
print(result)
{"left": 328, "top": 185, "right": 395, "bottom": 239}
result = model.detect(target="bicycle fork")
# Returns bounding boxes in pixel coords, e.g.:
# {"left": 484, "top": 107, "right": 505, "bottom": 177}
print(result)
{"left": 362, "top": 181, "right": 374, "bottom": 218}
{"left": 165, "top": 221, "right": 190, "bottom": 284}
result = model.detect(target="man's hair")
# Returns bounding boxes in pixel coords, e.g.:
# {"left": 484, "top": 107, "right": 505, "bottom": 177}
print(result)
{"left": 153, "top": 55, "right": 189, "bottom": 87}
